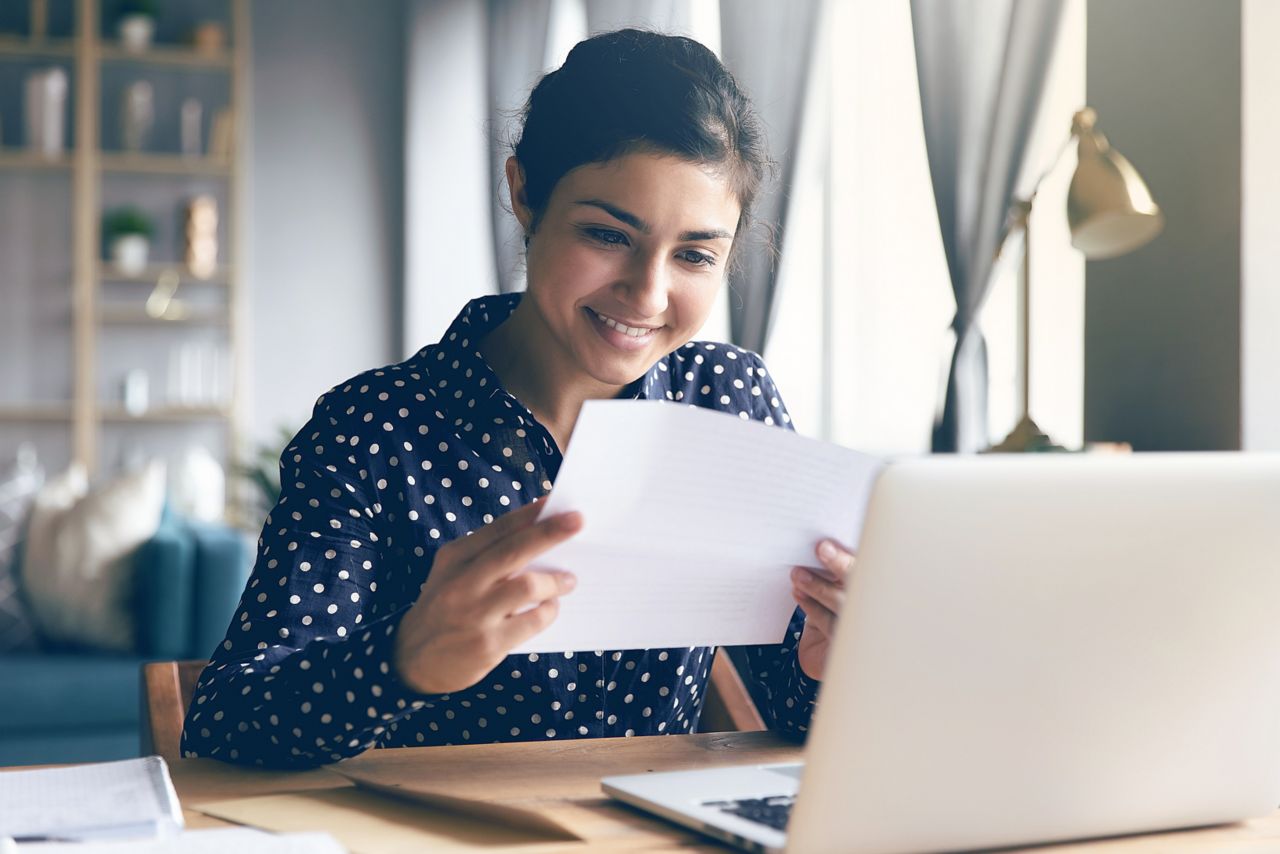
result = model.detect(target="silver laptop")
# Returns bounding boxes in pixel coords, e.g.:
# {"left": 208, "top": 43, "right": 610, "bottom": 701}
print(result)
{"left": 603, "top": 453, "right": 1280, "bottom": 853}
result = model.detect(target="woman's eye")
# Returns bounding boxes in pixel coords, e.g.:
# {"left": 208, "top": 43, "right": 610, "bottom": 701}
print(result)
{"left": 585, "top": 227, "right": 629, "bottom": 246}
{"left": 678, "top": 250, "right": 716, "bottom": 267}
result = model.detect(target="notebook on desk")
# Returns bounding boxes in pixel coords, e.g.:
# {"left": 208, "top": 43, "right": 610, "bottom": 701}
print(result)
{"left": 0, "top": 755, "right": 183, "bottom": 844}
{"left": 604, "top": 454, "right": 1280, "bottom": 853}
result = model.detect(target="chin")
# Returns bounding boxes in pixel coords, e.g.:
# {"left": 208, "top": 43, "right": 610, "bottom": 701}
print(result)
{"left": 585, "top": 358, "right": 651, "bottom": 388}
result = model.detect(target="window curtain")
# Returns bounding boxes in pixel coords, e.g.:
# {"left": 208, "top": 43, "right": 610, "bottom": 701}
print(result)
{"left": 584, "top": 0, "right": 693, "bottom": 35}
{"left": 718, "top": 0, "right": 822, "bottom": 356}
{"left": 488, "top": 0, "right": 555, "bottom": 295}
{"left": 911, "top": 0, "right": 1065, "bottom": 452}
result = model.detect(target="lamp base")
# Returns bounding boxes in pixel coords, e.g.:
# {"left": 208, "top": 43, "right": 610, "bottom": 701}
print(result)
{"left": 985, "top": 414, "right": 1068, "bottom": 453}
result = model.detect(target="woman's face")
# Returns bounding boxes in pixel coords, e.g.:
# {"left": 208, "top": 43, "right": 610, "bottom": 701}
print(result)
{"left": 509, "top": 151, "right": 741, "bottom": 389}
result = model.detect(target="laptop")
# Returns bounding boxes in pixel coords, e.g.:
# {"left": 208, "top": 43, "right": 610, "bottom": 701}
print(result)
{"left": 603, "top": 453, "right": 1280, "bottom": 853}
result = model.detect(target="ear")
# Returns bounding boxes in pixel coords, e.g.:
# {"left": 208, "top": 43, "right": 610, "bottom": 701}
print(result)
{"left": 505, "top": 156, "right": 534, "bottom": 234}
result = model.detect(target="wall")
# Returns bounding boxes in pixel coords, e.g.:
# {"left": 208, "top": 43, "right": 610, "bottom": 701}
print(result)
{"left": 247, "top": 0, "right": 405, "bottom": 446}
{"left": 1242, "top": 0, "right": 1280, "bottom": 451}
{"left": 1084, "top": 0, "right": 1241, "bottom": 450}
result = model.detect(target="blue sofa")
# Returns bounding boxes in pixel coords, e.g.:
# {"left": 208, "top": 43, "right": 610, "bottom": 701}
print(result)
{"left": 0, "top": 509, "right": 251, "bottom": 766}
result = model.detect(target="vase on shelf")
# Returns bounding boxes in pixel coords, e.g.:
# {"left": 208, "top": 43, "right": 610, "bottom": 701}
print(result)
{"left": 118, "top": 14, "right": 156, "bottom": 53}
{"left": 23, "top": 67, "right": 68, "bottom": 160}
{"left": 121, "top": 81, "right": 154, "bottom": 153}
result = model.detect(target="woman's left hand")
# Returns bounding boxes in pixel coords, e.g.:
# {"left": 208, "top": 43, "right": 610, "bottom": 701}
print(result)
{"left": 791, "top": 539, "right": 855, "bottom": 681}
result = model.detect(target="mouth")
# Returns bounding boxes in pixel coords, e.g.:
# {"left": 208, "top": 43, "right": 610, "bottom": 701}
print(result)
{"left": 584, "top": 307, "right": 662, "bottom": 352}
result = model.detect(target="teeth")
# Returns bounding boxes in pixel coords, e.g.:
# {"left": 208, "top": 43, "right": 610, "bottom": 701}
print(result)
{"left": 593, "top": 310, "right": 657, "bottom": 338}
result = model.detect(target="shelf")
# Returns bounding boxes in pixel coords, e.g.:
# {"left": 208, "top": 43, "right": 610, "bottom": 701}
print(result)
{"left": 0, "top": 403, "right": 73, "bottom": 422}
{"left": 0, "top": 150, "right": 73, "bottom": 171}
{"left": 99, "top": 153, "right": 232, "bottom": 176}
{"left": 98, "top": 44, "right": 232, "bottom": 69}
{"left": 99, "top": 307, "right": 228, "bottom": 325}
{"left": 98, "top": 263, "right": 232, "bottom": 285}
{"left": 0, "top": 36, "right": 75, "bottom": 59}
{"left": 100, "top": 405, "right": 231, "bottom": 423}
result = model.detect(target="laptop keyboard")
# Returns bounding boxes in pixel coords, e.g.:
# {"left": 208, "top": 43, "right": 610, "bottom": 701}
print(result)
{"left": 702, "top": 795, "right": 795, "bottom": 831}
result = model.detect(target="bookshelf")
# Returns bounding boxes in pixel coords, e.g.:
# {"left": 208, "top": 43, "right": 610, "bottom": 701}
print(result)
{"left": 0, "top": 0, "right": 249, "bottom": 511}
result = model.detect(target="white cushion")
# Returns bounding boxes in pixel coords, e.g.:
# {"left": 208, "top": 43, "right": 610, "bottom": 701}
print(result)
{"left": 23, "top": 461, "right": 166, "bottom": 652}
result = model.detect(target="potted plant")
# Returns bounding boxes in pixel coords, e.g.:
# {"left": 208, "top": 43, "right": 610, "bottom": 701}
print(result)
{"left": 103, "top": 206, "right": 155, "bottom": 275}
{"left": 117, "top": 0, "right": 160, "bottom": 53}
{"left": 233, "top": 426, "right": 294, "bottom": 530}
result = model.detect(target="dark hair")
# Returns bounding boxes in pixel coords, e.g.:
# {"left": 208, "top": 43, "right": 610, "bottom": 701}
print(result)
{"left": 512, "top": 29, "right": 769, "bottom": 241}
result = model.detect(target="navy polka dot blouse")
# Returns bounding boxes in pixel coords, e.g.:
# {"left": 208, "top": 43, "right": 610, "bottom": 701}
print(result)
{"left": 182, "top": 293, "right": 820, "bottom": 767}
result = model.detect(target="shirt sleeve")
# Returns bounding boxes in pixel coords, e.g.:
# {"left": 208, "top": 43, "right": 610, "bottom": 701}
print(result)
{"left": 734, "top": 351, "right": 820, "bottom": 740}
{"left": 180, "top": 389, "right": 434, "bottom": 768}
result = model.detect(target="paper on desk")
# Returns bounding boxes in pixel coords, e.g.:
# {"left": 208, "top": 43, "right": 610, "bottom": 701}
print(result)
{"left": 516, "top": 400, "right": 884, "bottom": 653}
{"left": 0, "top": 756, "right": 182, "bottom": 841}
{"left": 13, "top": 828, "right": 346, "bottom": 853}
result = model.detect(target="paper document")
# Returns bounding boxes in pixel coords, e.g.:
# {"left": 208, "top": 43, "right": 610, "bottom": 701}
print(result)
{"left": 10, "top": 828, "right": 346, "bottom": 853}
{"left": 0, "top": 756, "right": 182, "bottom": 843}
{"left": 517, "top": 400, "right": 884, "bottom": 653}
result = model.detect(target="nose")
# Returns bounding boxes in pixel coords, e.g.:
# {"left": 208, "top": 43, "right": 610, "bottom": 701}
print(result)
{"left": 617, "top": 251, "right": 670, "bottom": 320}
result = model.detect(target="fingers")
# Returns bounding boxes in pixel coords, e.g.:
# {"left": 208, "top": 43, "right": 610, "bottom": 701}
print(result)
{"left": 499, "top": 596, "right": 562, "bottom": 649}
{"left": 485, "top": 569, "right": 577, "bottom": 618}
{"left": 466, "top": 510, "right": 583, "bottom": 586}
{"left": 815, "top": 539, "right": 855, "bottom": 582}
{"left": 792, "top": 565, "right": 846, "bottom": 617}
{"left": 441, "top": 497, "right": 546, "bottom": 564}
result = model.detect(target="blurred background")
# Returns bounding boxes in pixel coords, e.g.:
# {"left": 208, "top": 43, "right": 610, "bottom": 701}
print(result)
{"left": 0, "top": 0, "right": 1274, "bottom": 764}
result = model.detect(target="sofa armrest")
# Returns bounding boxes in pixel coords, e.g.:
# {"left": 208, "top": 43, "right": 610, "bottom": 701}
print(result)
{"left": 133, "top": 509, "right": 198, "bottom": 659}
{"left": 187, "top": 520, "right": 253, "bottom": 660}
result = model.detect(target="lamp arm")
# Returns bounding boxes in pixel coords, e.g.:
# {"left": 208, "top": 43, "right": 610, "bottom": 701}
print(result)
{"left": 994, "top": 130, "right": 1078, "bottom": 258}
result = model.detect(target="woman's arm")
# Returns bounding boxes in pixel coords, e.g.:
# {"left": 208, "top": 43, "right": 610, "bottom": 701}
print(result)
{"left": 736, "top": 608, "right": 821, "bottom": 738}
{"left": 181, "top": 391, "right": 432, "bottom": 768}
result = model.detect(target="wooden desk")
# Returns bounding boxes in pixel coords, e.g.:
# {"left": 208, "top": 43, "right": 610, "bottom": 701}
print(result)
{"left": 162, "top": 733, "right": 1280, "bottom": 852}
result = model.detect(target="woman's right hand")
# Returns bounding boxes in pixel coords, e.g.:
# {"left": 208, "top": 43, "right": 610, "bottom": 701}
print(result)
{"left": 393, "top": 497, "right": 582, "bottom": 695}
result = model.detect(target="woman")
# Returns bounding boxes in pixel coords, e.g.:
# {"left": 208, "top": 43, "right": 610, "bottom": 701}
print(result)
{"left": 182, "top": 28, "right": 853, "bottom": 768}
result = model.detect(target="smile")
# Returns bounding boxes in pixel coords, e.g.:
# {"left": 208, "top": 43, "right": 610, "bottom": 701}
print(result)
{"left": 591, "top": 309, "right": 660, "bottom": 338}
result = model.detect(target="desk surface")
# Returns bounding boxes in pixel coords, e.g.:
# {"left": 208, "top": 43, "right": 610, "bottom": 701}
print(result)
{"left": 160, "top": 733, "right": 1280, "bottom": 852}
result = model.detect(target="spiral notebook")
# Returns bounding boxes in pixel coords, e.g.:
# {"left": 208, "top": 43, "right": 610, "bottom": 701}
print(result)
{"left": 0, "top": 755, "right": 183, "bottom": 843}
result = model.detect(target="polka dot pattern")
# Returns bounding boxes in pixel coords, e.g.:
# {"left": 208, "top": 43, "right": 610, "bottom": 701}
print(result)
{"left": 181, "top": 293, "right": 818, "bottom": 768}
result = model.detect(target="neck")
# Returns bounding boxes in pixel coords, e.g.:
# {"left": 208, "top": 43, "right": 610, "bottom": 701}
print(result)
{"left": 479, "top": 299, "right": 628, "bottom": 444}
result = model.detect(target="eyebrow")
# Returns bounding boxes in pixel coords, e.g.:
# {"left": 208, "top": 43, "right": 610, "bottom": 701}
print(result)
{"left": 573, "top": 199, "right": 734, "bottom": 242}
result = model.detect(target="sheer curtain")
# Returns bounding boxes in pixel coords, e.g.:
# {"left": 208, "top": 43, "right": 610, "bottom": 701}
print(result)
{"left": 585, "top": 0, "right": 693, "bottom": 34}
{"left": 488, "top": 0, "right": 555, "bottom": 294}
{"left": 911, "top": 0, "right": 1065, "bottom": 452}
{"left": 718, "top": 0, "right": 822, "bottom": 356}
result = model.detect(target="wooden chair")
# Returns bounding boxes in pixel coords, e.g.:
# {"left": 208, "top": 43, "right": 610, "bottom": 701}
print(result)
{"left": 141, "top": 659, "right": 208, "bottom": 762}
{"left": 141, "top": 650, "right": 764, "bottom": 761}
{"left": 701, "top": 649, "right": 766, "bottom": 733}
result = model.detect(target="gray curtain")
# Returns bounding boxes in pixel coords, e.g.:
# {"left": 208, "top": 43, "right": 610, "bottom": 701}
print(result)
{"left": 911, "top": 0, "right": 1065, "bottom": 453}
{"left": 488, "top": 0, "right": 554, "bottom": 294}
{"left": 719, "top": 0, "right": 822, "bottom": 355}
{"left": 585, "top": 0, "right": 693, "bottom": 35}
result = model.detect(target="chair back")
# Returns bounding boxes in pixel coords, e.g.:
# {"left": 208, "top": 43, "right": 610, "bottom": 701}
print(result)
{"left": 142, "top": 650, "right": 764, "bottom": 761}
{"left": 701, "top": 649, "right": 766, "bottom": 733}
{"left": 141, "top": 659, "right": 207, "bottom": 762}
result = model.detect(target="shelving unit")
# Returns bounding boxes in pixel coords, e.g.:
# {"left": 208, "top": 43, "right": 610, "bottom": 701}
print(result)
{"left": 0, "top": 149, "right": 72, "bottom": 168}
{"left": 0, "top": 0, "right": 249, "bottom": 512}
{"left": 99, "top": 151, "right": 231, "bottom": 175}
{"left": 0, "top": 404, "right": 74, "bottom": 423}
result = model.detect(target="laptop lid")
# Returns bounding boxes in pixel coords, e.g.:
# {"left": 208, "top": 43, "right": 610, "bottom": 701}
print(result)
{"left": 788, "top": 453, "right": 1280, "bottom": 854}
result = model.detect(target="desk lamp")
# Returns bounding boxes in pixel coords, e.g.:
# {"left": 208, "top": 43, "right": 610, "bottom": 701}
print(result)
{"left": 989, "top": 107, "right": 1163, "bottom": 452}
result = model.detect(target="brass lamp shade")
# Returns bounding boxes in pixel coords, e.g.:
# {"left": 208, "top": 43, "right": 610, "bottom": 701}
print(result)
{"left": 1066, "top": 108, "right": 1164, "bottom": 259}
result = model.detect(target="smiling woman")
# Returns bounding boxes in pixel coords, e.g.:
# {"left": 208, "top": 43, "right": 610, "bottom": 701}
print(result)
{"left": 181, "top": 29, "right": 852, "bottom": 769}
